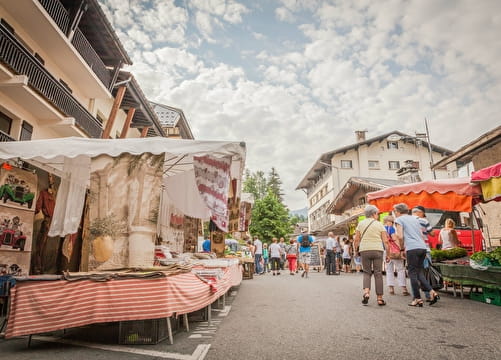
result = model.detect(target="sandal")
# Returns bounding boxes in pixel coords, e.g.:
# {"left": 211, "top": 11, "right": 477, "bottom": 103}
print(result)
{"left": 362, "top": 293, "right": 370, "bottom": 305}
{"left": 408, "top": 299, "right": 423, "bottom": 307}
{"left": 377, "top": 298, "right": 386, "bottom": 306}
{"left": 429, "top": 291, "right": 440, "bottom": 305}
{"left": 402, "top": 290, "right": 410, "bottom": 296}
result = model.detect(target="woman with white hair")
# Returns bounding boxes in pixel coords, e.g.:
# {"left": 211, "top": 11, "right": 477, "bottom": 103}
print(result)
{"left": 353, "top": 205, "right": 390, "bottom": 306}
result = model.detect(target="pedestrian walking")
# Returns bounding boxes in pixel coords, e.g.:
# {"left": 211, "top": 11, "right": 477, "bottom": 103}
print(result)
{"left": 353, "top": 205, "right": 389, "bottom": 306}
{"left": 269, "top": 238, "right": 282, "bottom": 276}
{"left": 279, "top": 237, "right": 286, "bottom": 270}
{"left": 286, "top": 238, "right": 298, "bottom": 275}
{"left": 393, "top": 203, "right": 440, "bottom": 307}
{"left": 342, "top": 238, "right": 352, "bottom": 273}
{"left": 336, "top": 237, "right": 343, "bottom": 272}
{"left": 297, "top": 230, "right": 314, "bottom": 278}
{"left": 383, "top": 215, "right": 409, "bottom": 296}
{"left": 412, "top": 205, "right": 435, "bottom": 301}
{"left": 253, "top": 236, "right": 263, "bottom": 274}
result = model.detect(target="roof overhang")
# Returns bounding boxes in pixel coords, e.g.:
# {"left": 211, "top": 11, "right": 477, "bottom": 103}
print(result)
{"left": 431, "top": 126, "right": 501, "bottom": 169}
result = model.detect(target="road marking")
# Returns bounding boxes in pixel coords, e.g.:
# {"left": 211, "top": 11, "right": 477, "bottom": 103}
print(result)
{"left": 32, "top": 336, "right": 210, "bottom": 360}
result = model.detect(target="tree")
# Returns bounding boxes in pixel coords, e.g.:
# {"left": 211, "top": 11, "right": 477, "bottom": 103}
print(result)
{"left": 249, "top": 190, "right": 292, "bottom": 242}
{"left": 243, "top": 169, "right": 268, "bottom": 201}
{"left": 267, "top": 167, "right": 284, "bottom": 203}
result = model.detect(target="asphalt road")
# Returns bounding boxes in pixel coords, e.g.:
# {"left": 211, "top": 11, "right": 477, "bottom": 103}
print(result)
{"left": 1, "top": 270, "right": 500, "bottom": 360}
{"left": 206, "top": 270, "right": 501, "bottom": 360}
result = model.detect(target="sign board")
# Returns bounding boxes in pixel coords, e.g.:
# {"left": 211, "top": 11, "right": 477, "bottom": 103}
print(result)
{"left": 309, "top": 243, "right": 323, "bottom": 269}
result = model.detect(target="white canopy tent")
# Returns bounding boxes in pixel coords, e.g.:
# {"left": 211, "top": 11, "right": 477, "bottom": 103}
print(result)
{"left": 0, "top": 137, "right": 246, "bottom": 237}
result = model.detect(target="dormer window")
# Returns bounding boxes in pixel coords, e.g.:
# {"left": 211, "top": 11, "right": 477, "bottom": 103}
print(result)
{"left": 387, "top": 141, "right": 399, "bottom": 149}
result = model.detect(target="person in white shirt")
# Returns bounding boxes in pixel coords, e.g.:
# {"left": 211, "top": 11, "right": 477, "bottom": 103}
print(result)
{"left": 325, "top": 232, "right": 338, "bottom": 275}
{"left": 269, "top": 238, "right": 282, "bottom": 276}
{"left": 253, "top": 236, "right": 263, "bottom": 274}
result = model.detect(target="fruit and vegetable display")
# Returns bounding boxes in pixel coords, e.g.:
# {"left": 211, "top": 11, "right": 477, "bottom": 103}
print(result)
{"left": 470, "top": 247, "right": 501, "bottom": 267}
{"left": 431, "top": 247, "right": 468, "bottom": 262}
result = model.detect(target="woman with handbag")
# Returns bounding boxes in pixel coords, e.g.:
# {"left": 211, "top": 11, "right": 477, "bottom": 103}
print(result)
{"left": 353, "top": 205, "right": 390, "bottom": 306}
{"left": 383, "top": 215, "right": 410, "bottom": 296}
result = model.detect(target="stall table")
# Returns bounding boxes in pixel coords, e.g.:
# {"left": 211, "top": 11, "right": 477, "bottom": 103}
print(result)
{"left": 435, "top": 263, "right": 501, "bottom": 301}
{"left": 4, "top": 261, "right": 242, "bottom": 341}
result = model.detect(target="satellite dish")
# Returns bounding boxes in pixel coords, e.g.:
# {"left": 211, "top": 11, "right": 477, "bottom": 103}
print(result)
{"left": 387, "top": 134, "right": 402, "bottom": 141}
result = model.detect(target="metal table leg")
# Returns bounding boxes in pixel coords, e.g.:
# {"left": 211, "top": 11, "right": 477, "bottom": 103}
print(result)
{"left": 167, "top": 317, "right": 173, "bottom": 345}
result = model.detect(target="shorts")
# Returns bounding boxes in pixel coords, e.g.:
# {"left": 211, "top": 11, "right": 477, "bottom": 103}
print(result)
{"left": 354, "top": 256, "right": 362, "bottom": 265}
{"left": 343, "top": 258, "right": 351, "bottom": 265}
{"left": 299, "top": 252, "right": 311, "bottom": 265}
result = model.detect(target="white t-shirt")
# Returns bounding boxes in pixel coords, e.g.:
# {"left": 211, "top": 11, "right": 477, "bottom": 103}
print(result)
{"left": 343, "top": 244, "right": 351, "bottom": 259}
{"left": 254, "top": 239, "right": 263, "bottom": 254}
{"left": 269, "top": 243, "right": 282, "bottom": 258}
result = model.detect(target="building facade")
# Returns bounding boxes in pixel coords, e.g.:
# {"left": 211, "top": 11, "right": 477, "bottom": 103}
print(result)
{"left": 150, "top": 102, "right": 194, "bottom": 140}
{"left": 296, "top": 130, "right": 453, "bottom": 234}
{"left": 0, "top": 0, "right": 164, "bottom": 143}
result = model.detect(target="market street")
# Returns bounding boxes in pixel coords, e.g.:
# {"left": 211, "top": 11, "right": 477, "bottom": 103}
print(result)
{"left": 1, "top": 270, "right": 500, "bottom": 360}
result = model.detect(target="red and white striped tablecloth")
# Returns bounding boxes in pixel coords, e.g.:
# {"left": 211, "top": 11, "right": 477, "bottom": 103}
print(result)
{"left": 5, "top": 264, "right": 242, "bottom": 338}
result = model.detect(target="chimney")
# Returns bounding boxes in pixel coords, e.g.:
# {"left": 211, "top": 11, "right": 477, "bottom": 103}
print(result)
{"left": 355, "top": 130, "right": 367, "bottom": 143}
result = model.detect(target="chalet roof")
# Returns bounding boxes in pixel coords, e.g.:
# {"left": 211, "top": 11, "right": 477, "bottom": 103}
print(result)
{"left": 114, "top": 72, "right": 164, "bottom": 137}
{"left": 150, "top": 102, "right": 195, "bottom": 139}
{"left": 327, "top": 177, "right": 402, "bottom": 215}
{"left": 431, "top": 125, "right": 501, "bottom": 169}
{"left": 296, "top": 131, "right": 453, "bottom": 190}
{"left": 61, "top": 0, "right": 132, "bottom": 66}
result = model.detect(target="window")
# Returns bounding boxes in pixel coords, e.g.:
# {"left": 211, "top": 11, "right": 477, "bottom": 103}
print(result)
{"left": 388, "top": 161, "right": 400, "bottom": 170}
{"left": 0, "top": 110, "right": 12, "bottom": 135}
{"left": 341, "top": 160, "right": 352, "bottom": 169}
{"left": 20, "top": 121, "right": 33, "bottom": 141}
{"left": 387, "top": 141, "right": 399, "bottom": 149}
{"left": 368, "top": 160, "right": 379, "bottom": 169}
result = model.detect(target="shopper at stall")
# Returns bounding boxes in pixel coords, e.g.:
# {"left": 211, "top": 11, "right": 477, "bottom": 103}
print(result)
{"left": 412, "top": 206, "right": 435, "bottom": 301}
{"left": 297, "top": 230, "right": 314, "bottom": 278}
{"left": 253, "top": 236, "right": 263, "bottom": 274}
{"left": 202, "top": 238, "right": 211, "bottom": 252}
{"left": 286, "top": 238, "right": 298, "bottom": 275}
{"left": 269, "top": 238, "right": 282, "bottom": 276}
{"left": 383, "top": 215, "right": 409, "bottom": 296}
{"left": 393, "top": 203, "right": 440, "bottom": 307}
{"left": 353, "top": 205, "right": 389, "bottom": 306}
{"left": 439, "top": 218, "right": 460, "bottom": 250}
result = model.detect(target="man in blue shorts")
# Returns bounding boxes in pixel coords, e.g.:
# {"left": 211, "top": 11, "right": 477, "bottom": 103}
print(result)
{"left": 297, "top": 230, "right": 314, "bottom": 278}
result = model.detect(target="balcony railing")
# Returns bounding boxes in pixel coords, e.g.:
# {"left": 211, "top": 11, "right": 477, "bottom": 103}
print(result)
{"left": 38, "top": 0, "right": 111, "bottom": 88}
{"left": 0, "top": 23, "right": 103, "bottom": 138}
{"left": 71, "top": 28, "right": 111, "bottom": 87}
{"left": 0, "top": 130, "right": 15, "bottom": 142}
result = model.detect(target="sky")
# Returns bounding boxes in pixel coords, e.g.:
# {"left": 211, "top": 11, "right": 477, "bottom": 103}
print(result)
{"left": 98, "top": 0, "right": 501, "bottom": 211}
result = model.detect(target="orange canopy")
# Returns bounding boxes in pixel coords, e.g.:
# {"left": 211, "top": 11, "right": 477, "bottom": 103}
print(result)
{"left": 367, "top": 178, "right": 482, "bottom": 212}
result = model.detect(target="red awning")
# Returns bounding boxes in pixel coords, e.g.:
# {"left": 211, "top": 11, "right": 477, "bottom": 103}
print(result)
{"left": 367, "top": 178, "right": 482, "bottom": 212}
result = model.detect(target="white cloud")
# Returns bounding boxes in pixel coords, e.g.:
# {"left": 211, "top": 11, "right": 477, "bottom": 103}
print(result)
{"left": 99, "top": 0, "right": 501, "bottom": 210}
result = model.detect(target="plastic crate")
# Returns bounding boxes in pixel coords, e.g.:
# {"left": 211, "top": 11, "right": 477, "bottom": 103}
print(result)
{"left": 118, "top": 318, "right": 168, "bottom": 345}
{"left": 483, "top": 288, "right": 501, "bottom": 306}
{"left": 469, "top": 288, "right": 501, "bottom": 306}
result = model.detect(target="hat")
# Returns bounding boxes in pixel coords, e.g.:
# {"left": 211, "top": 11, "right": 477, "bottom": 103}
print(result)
{"left": 412, "top": 205, "right": 426, "bottom": 213}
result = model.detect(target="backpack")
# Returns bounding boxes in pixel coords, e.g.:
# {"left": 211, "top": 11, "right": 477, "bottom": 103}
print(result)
{"left": 301, "top": 234, "right": 311, "bottom": 248}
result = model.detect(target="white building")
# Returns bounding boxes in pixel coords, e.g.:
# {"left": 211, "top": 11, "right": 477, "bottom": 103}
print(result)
{"left": 0, "top": 0, "right": 164, "bottom": 142}
{"left": 296, "top": 130, "right": 453, "bottom": 234}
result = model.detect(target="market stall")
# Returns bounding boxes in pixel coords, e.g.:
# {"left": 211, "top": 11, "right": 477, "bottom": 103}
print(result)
{"left": 0, "top": 137, "right": 246, "bottom": 341}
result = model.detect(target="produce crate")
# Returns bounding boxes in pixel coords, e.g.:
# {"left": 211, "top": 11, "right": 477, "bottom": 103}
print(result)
{"left": 118, "top": 318, "right": 168, "bottom": 345}
{"left": 242, "top": 262, "right": 254, "bottom": 280}
{"left": 469, "top": 288, "right": 501, "bottom": 306}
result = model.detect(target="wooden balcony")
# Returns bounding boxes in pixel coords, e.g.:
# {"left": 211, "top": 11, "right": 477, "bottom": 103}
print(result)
{"left": 0, "top": 22, "right": 103, "bottom": 138}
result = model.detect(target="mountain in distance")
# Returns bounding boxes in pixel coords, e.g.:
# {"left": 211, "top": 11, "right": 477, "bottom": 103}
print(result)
{"left": 289, "top": 207, "right": 308, "bottom": 218}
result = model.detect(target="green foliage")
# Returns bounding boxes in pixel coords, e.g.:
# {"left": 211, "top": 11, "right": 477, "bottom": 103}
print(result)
{"left": 243, "top": 168, "right": 279, "bottom": 202}
{"left": 431, "top": 247, "right": 468, "bottom": 262}
{"left": 470, "top": 247, "right": 501, "bottom": 266}
{"left": 290, "top": 214, "right": 307, "bottom": 224}
{"left": 249, "top": 190, "right": 292, "bottom": 242}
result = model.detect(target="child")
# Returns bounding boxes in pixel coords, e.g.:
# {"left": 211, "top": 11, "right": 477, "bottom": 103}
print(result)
{"left": 342, "top": 239, "right": 352, "bottom": 273}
